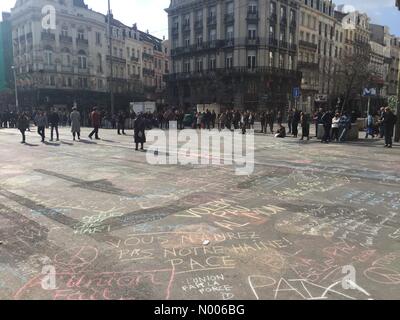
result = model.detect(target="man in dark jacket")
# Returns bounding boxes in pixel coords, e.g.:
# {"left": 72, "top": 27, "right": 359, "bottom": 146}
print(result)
{"left": 383, "top": 107, "right": 397, "bottom": 148}
{"left": 117, "top": 111, "right": 126, "bottom": 135}
{"left": 292, "top": 109, "right": 301, "bottom": 138}
{"left": 89, "top": 107, "right": 101, "bottom": 140}
{"left": 48, "top": 108, "right": 60, "bottom": 141}
{"left": 134, "top": 114, "right": 146, "bottom": 151}
{"left": 17, "top": 113, "right": 29, "bottom": 144}
{"left": 321, "top": 110, "right": 333, "bottom": 143}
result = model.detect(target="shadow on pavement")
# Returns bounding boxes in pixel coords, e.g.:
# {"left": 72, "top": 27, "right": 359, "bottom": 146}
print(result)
{"left": 79, "top": 139, "right": 97, "bottom": 144}
{"left": 60, "top": 141, "right": 74, "bottom": 146}
{"left": 24, "top": 143, "right": 39, "bottom": 147}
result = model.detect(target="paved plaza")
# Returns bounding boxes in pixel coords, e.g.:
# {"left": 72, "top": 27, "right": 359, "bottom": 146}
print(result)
{"left": 0, "top": 126, "right": 399, "bottom": 300}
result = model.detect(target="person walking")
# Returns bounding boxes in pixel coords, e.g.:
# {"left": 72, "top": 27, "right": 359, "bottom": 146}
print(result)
{"left": 382, "top": 107, "right": 397, "bottom": 148}
{"left": 48, "top": 108, "right": 60, "bottom": 141}
{"left": 378, "top": 107, "right": 385, "bottom": 139}
{"left": 134, "top": 114, "right": 146, "bottom": 151}
{"left": 34, "top": 111, "right": 48, "bottom": 143}
{"left": 89, "top": 107, "right": 101, "bottom": 140}
{"left": 70, "top": 107, "right": 81, "bottom": 141}
{"left": 365, "top": 112, "right": 375, "bottom": 139}
{"left": 339, "top": 113, "right": 351, "bottom": 142}
{"left": 17, "top": 112, "right": 29, "bottom": 144}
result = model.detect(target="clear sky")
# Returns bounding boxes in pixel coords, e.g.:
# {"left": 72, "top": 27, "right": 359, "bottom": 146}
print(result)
{"left": 0, "top": 0, "right": 399, "bottom": 39}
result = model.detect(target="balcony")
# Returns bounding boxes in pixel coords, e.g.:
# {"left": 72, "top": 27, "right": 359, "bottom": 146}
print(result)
{"left": 270, "top": 13, "right": 277, "bottom": 21}
{"left": 59, "top": 35, "right": 73, "bottom": 44}
{"left": 207, "top": 15, "right": 217, "bottom": 26}
{"left": 182, "top": 23, "right": 191, "bottom": 33}
{"left": 43, "top": 64, "right": 57, "bottom": 72}
{"left": 223, "top": 39, "right": 235, "bottom": 47}
{"left": 290, "top": 19, "right": 297, "bottom": 28}
{"left": 269, "top": 38, "right": 278, "bottom": 47}
{"left": 19, "top": 35, "right": 26, "bottom": 42}
{"left": 224, "top": 13, "right": 234, "bottom": 24}
{"left": 130, "top": 74, "right": 140, "bottom": 80}
{"left": 299, "top": 40, "right": 317, "bottom": 50}
{"left": 280, "top": 17, "right": 287, "bottom": 26}
{"left": 279, "top": 40, "right": 288, "bottom": 48}
{"left": 26, "top": 32, "right": 33, "bottom": 40}
{"left": 131, "top": 56, "right": 139, "bottom": 62}
{"left": 246, "top": 10, "right": 259, "bottom": 21}
{"left": 78, "top": 68, "right": 90, "bottom": 75}
{"left": 143, "top": 68, "right": 155, "bottom": 77}
{"left": 41, "top": 32, "right": 56, "bottom": 42}
{"left": 61, "top": 66, "right": 74, "bottom": 73}
{"left": 298, "top": 61, "right": 319, "bottom": 70}
{"left": 246, "top": 37, "right": 260, "bottom": 46}
{"left": 142, "top": 52, "right": 154, "bottom": 60}
{"left": 172, "top": 26, "right": 179, "bottom": 36}
{"left": 289, "top": 43, "right": 297, "bottom": 51}
{"left": 76, "top": 38, "right": 89, "bottom": 47}
{"left": 194, "top": 20, "right": 203, "bottom": 30}
{"left": 106, "top": 55, "right": 127, "bottom": 64}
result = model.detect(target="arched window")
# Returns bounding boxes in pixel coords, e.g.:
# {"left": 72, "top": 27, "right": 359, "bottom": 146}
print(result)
{"left": 78, "top": 50, "right": 87, "bottom": 69}
{"left": 61, "top": 47, "right": 71, "bottom": 66}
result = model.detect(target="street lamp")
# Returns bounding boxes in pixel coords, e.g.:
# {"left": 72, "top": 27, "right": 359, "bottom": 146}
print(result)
{"left": 11, "top": 66, "right": 19, "bottom": 113}
{"left": 107, "top": 0, "right": 115, "bottom": 115}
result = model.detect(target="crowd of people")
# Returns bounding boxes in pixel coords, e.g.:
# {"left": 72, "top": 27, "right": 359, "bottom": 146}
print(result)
{"left": 2, "top": 105, "right": 397, "bottom": 149}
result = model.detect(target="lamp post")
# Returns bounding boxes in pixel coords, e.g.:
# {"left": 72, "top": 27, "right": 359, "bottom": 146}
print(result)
{"left": 11, "top": 66, "right": 19, "bottom": 113}
{"left": 107, "top": 0, "right": 115, "bottom": 115}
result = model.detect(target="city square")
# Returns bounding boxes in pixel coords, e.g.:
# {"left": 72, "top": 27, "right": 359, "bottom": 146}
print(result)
{"left": 0, "top": 0, "right": 400, "bottom": 304}
{"left": 0, "top": 126, "right": 399, "bottom": 300}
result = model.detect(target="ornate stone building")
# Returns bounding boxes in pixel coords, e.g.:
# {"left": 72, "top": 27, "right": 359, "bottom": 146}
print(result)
{"left": 165, "top": 0, "right": 302, "bottom": 111}
{"left": 10, "top": 0, "right": 169, "bottom": 112}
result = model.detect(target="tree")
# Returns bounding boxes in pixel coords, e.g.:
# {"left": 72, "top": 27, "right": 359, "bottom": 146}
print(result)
{"left": 333, "top": 45, "right": 374, "bottom": 113}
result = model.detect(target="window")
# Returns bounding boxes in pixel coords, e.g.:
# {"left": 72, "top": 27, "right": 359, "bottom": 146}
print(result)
{"left": 247, "top": 51, "right": 256, "bottom": 69}
{"left": 209, "top": 29, "right": 216, "bottom": 41}
{"left": 196, "top": 59, "right": 203, "bottom": 72}
{"left": 96, "top": 32, "right": 101, "bottom": 45}
{"left": 226, "top": 54, "right": 233, "bottom": 69}
{"left": 226, "top": 2, "right": 234, "bottom": 14}
{"left": 248, "top": 25, "right": 257, "bottom": 39}
{"left": 77, "top": 29, "right": 85, "bottom": 40}
{"left": 44, "top": 47, "right": 53, "bottom": 65}
{"left": 61, "top": 25, "right": 68, "bottom": 37}
{"left": 209, "top": 56, "right": 216, "bottom": 70}
{"left": 226, "top": 26, "right": 234, "bottom": 40}
{"left": 183, "top": 60, "right": 191, "bottom": 73}
{"left": 279, "top": 53, "right": 284, "bottom": 69}
{"left": 78, "top": 50, "right": 87, "bottom": 69}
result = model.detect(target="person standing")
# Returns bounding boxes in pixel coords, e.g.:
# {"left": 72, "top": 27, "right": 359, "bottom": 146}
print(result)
{"left": 70, "top": 107, "right": 81, "bottom": 141}
{"left": 321, "top": 110, "right": 333, "bottom": 143}
{"left": 382, "top": 107, "right": 397, "bottom": 148}
{"left": 89, "top": 107, "right": 101, "bottom": 140}
{"left": 331, "top": 113, "right": 341, "bottom": 142}
{"left": 365, "top": 112, "right": 375, "bottom": 139}
{"left": 34, "top": 111, "right": 48, "bottom": 143}
{"left": 287, "top": 109, "right": 293, "bottom": 134}
{"left": 339, "top": 113, "right": 351, "bottom": 142}
{"left": 117, "top": 111, "right": 126, "bottom": 135}
{"left": 313, "top": 108, "right": 323, "bottom": 138}
{"left": 300, "top": 112, "right": 311, "bottom": 141}
{"left": 48, "top": 108, "right": 60, "bottom": 141}
{"left": 17, "top": 112, "right": 29, "bottom": 144}
{"left": 134, "top": 114, "right": 146, "bottom": 151}
{"left": 292, "top": 109, "right": 301, "bottom": 138}
{"left": 378, "top": 107, "right": 385, "bottom": 138}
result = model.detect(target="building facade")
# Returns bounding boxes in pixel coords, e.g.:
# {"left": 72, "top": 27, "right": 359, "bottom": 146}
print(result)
{"left": 10, "top": 0, "right": 169, "bottom": 112}
{"left": 388, "top": 36, "right": 400, "bottom": 97}
{"left": 0, "top": 12, "right": 13, "bottom": 93}
{"left": 166, "top": 0, "right": 302, "bottom": 111}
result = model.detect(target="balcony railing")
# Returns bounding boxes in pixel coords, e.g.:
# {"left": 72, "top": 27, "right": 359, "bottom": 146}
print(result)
{"left": 166, "top": 67, "right": 302, "bottom": 82}
{"left": 279, "top": 40, "right": 288, "bottom": 48}
{"left": 59, "top": 35, "right": 73, "bottom": 44}
{"left": 247, "top": 11, "right": 259, "bottom": 21}
{"left": 143, "top": 68, "right": 155, "bottom": 76}
{"left": 298, "top": 61, "right": 319, "bottom": 70}
{"left": 131, "top": 56, "right": 139, "bottom": 62}
{"left": 289, "top": 43, "right": 297, "bottom": 51}
{"left": 43, "top": 64, "right": 57, "bottom": 72}
{"left": 223, "top": 39, "right": 235, "bottom": 47}
{"left": 182, "top": 23, "right": 191, "bottom": 33}
{"left": 207, "top": 15, "right": 217, "bottom": 25}
{"left": 269, "top": 38, "right": 278, "bottom": 47}
{"left": 142, "top": 52, "right": 154, "bottom": 60}
{"left": 299, "top": 40, "right": 318, "bottom": 50}
{"left": 224, "top": 13, "right": 234, "bottom": 24}
{"left": 106, "top": 55, "right": 127, "bottom": 64}
{"left": 194, "top": 20, "right": 203, "bottom": 30}
{"left": 76, "top": 38, "right": 89, "bottom": 46}
{"left": 246, "top": 37, "right": 260, "bottom": 46}
{"left": 41, "top": 32, "right": 55, "bottom": 41}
